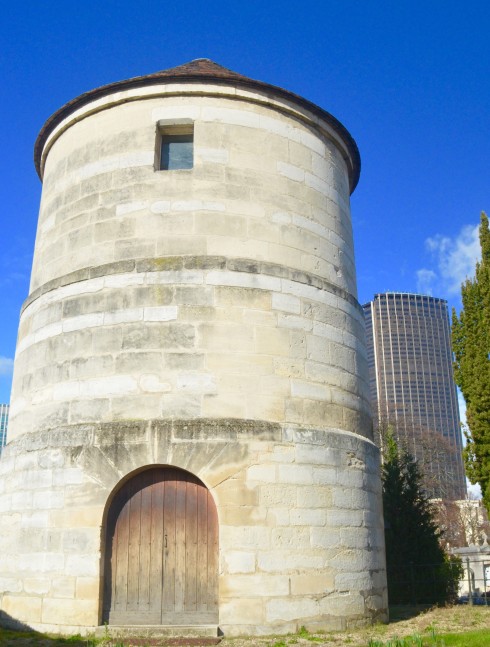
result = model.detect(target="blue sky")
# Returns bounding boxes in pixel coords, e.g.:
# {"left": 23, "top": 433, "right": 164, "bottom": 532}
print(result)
{"left": 0, "top": 1, "right": 488, "bottom": 408}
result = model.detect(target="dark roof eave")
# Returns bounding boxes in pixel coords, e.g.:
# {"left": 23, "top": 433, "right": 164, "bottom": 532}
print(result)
{"left": 34, "top": 70, "right": 360, "bottom": 191}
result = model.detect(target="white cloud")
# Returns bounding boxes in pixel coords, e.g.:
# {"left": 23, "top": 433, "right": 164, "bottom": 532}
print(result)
{"left": 420, "top": 224, "right": 481, "bottom": 297}
{"left": 0, "top": 357, "right": 14, "bottom": 376}
{"left": 416, "top": 269, "right": 437, "bottom": 295}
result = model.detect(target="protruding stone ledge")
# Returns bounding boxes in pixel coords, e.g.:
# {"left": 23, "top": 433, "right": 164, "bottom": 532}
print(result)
{"left": 3, "top": 418, "right": 377, "bottom": 457}
{"left": 22, "top": 256, "right": 362, "bottom": 314}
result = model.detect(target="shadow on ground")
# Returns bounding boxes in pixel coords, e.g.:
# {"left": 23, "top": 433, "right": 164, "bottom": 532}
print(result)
{"left": 388, "top": 604, "right": 436, "bottom": 622}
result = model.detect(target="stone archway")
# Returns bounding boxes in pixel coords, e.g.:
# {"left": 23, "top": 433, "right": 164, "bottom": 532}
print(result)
{"left": 102, "top": 466, "right": 218, "bottom": 625}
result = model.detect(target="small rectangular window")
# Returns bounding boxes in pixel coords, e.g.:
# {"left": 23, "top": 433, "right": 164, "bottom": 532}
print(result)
{"left": 156, "top": 121, "right": 194, "bottom": 171}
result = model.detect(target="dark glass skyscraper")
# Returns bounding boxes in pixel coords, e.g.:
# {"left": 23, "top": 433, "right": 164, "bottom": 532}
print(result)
{"left": 363, "top": 293, "right": 466, "bottom": 500}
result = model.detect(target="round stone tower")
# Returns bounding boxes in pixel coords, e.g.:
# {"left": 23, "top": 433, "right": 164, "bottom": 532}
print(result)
{"left": 0, "top": 60, "right": 387, "bottom": 635}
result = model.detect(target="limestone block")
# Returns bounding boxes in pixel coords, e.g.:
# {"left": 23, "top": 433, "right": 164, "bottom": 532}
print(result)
{"left": 18, "top": 552, "right": 64, "bottom": 573}
{"left": 32, "top": 491, "right": 64, "bottom": 510}
{"left": 62, "top": 529, "right": 99, "bottom": 553}
{"left": 278, "top": 464, "right": 315, "bottom": 485}
{"left": 310, "top": 527, "right": 341, "bottom": 549}
{"left": 266, "top": 597, "right": 319, "bottom": 622}
{"left": 246, "top": 464, "right": 276, "bottom": 484}
{"left": 202, "top": 393, "right": 247, "bottom": 418}
{"left": 41, "top": 597, "right": 98, "bottom": 626}
{"left": 335, "top": 571, "right": 373, "bottom": 590}
{"left": 0, "top": 577, "right": 23, "bottom": 593}
{"left": 65, "top": 554, "right": 99, "bottom": 577}
{"left": 327, "top": 509, "right": 364, "bottom": 528}
{"left": 290, "top": 573, "right": 334, "bottom": 595}
{"left": 297, "top": 486, "right": 332, "bottom": 508}
{"left": 220, "top": 525, "right": 270, "bottom": 549}
{"left": 49, "top": 507, "right": 102, "bottom": 529}
{"left": 2, "top": 594, "right": 42, "bottom": 622}
{"left": 228, "top": 574, "right": 291, "bottom": 600}
{"left": 219, "top": 597, "right": 264, "bottom": 626}
{"left": 20, "top": 512, "right": 50, "bottom": 529}
{"left": 24, "top": 577, "right": 50, "bottom": 595}
{"left": 76, "top": 576, "right": 100, "bottom": 600}
{"left": 289, "top": 508, "right": 326, "bottom": 526}
{"left": 223, "top": 551, "right": 256, "bottom": 574}
{"left": 319, "top": 592, "right": 365, "bottom": 617}
{"left": 271, "top": 527, "right": 310, "bottom": 549}
{"left": 259, "top": 484, "right": 297, "bottom": 507}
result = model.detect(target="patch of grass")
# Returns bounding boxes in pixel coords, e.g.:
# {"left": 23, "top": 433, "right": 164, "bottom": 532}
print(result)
{"left": 438, "top": 628, "right": 490, "bottom": 646}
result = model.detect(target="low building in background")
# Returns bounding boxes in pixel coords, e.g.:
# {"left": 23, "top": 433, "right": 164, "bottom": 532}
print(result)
{"left": 0, "top": 404, "right": 8, "bottom": 452}
{"left": 363, "top": 292, "right": 466, "bottom": 500}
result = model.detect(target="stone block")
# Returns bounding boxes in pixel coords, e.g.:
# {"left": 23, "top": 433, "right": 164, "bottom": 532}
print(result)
{"left": 223, "top": 574, "right": 289, "bottom": 597}
{"left": 271, "top": 527, "right": 310, "bottom": 549}
{"left": 32, "top": 491, "right": 64, "bottom": 510}
{"left": 327, "top": 509, "right": 364, "bottom": 528}
{"left": 266, "top": 597, "right": 319, "bottom": 622}
{"left": 76, "top": 576, "right": 100, "bottom": 600}
{"left": 271, "top": 292, "right": 301, "bottom": 314}
{"left": 289, "top": 508, "right": 326, "bottom": 526}
{"left": 41, "top": 597, "right": 98, "bottom": 626}
{"left": 219, "top": 597, "right": 264, "bottom": 625}
{"left": 290, "top": 573, "right": 334, "bottom": 595}
{"left": 310, "top": 527, "right": 341, "bottom": 549}
{"left": 319, "top": 592, "right": 365, "bottom": 617}
{"left": 278, "top": 464, "right": 315, "bottom": 485}
{"left": 24, "top": 577, "right": 50, "bottom": 595}
{"left": 65, "top": 554, "right": 99, "bottom": 577}
{"left": 246, "top": 464, "right": 276, "bottom": 484}
{"left": 223, "top": 551, "right": 256, "bottom": 574}
{"left": 221, "top": 525, "right": 270, "bottom": 550}
{"left": 18, "top": 552, "right": 64, "bottom": 573}
{"left": 0, "top": 577, "right": 23, "bottom": 593}
{"left": 2, "top": 594, "right": 42, "bottom": 623}
{"left": 51, "top": 576, "right": 76, "bottom": 598}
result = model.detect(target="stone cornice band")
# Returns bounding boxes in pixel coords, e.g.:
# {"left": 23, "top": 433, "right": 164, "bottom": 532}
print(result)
{"left": 22, "top": 256, "right": 362, "bottom": 315}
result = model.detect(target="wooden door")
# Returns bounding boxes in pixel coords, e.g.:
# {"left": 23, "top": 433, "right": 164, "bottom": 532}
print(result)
{"left": 103, "top": 467, "right": 218, "bottom": 625}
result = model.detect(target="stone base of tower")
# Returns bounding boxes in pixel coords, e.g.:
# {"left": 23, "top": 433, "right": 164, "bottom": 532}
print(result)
{"left": 0, "top": 420, "right": 387, "bottom": 635}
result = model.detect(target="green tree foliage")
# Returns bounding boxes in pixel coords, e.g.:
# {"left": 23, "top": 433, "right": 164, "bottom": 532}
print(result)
{"left": 382, "top": 434, "right": 461, "bottom": 604}
{"left": 452, "top": 212, "right": 490, "bottom": 512}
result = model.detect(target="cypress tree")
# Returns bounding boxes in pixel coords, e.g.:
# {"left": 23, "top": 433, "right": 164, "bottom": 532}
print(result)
{"left": 382, "top": 434, "right": 457, "bottom": 604}
{"left": 452, "top": 212, "right": 490, "bottom": 512}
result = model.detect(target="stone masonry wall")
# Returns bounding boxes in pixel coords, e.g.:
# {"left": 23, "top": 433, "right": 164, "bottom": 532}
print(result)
{"left": 1, "top": 79, "right": 387, "bottom": 634}
{"left": 0, "top": 421, "right": 386, "bottom": 634}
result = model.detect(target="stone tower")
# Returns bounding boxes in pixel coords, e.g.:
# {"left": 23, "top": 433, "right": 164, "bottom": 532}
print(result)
{"left": 0, "top": 60, "right": 387, "bottom": 635}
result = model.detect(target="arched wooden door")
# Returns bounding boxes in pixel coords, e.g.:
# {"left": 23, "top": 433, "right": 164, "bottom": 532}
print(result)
{"left": 103, "top": 467, "right": 218, "bottom": 625}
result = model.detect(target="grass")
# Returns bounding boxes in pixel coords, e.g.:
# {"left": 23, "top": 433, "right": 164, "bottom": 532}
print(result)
{"left": 437, "top": 629, "right": 490, "bottom": 646}
{"left": 0, "top": 607, "right": 489, "bottom": 646}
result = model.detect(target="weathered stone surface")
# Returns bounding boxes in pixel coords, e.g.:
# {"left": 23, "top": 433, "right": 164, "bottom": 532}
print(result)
{"left": 2, "top": 70, "right": 386, "bottom": 636}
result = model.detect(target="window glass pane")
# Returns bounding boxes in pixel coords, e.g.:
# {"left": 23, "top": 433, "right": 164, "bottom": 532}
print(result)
{"left": 160, "top": 134, "right": 193, "bottom": 170}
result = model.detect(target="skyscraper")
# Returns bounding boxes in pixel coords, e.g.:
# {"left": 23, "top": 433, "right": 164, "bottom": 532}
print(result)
{"left": 363, "top": 292, "right": 466, "bottom": 500}
{"left": 0, "top": 404, "right": 8, "bottom": 451}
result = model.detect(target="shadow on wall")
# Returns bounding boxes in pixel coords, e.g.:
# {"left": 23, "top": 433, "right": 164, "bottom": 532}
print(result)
{"left": 0, "top": 611, "right": 88, "bottom": 645}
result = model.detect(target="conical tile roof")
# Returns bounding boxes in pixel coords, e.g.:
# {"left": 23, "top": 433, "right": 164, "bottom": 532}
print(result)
{"left": 35, "top": 59, "right": 360, "bottom": 189}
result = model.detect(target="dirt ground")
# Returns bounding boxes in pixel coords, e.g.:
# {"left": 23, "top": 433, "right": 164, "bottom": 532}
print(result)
{"left": 0, "top": 606, "right": 489, "bottom": 646}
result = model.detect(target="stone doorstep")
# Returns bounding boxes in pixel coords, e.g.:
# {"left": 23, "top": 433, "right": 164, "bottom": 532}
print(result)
{"left": 95, "top": 624, "right": 220, "bottom": 639}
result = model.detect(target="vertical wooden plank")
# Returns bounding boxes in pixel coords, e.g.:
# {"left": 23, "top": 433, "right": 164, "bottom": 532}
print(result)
{"left": 174, "top": 471, "right": 187, "bottom": 613}
{"left": 185, "top": 479, "right": 198, "bottom": 613}
{"left": 150, "top": 469, "right": 164, "bottom": 617}
{"left": 138, "top": 470, "right": 153, "bottom": 613}
{"left": 207, "top": 489, "right": 219, "bottom": 613}
{"left": 114, "top": 484, "right": 131, "bottom": 613}
{"left": 163, "top": 470, "right": 177, "bottom": 616}
{"left": 126, "top": 482, "right": 142, "bottom": 612}
{"left": 196, "top": 482, "right": 208, "bottom": 612}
